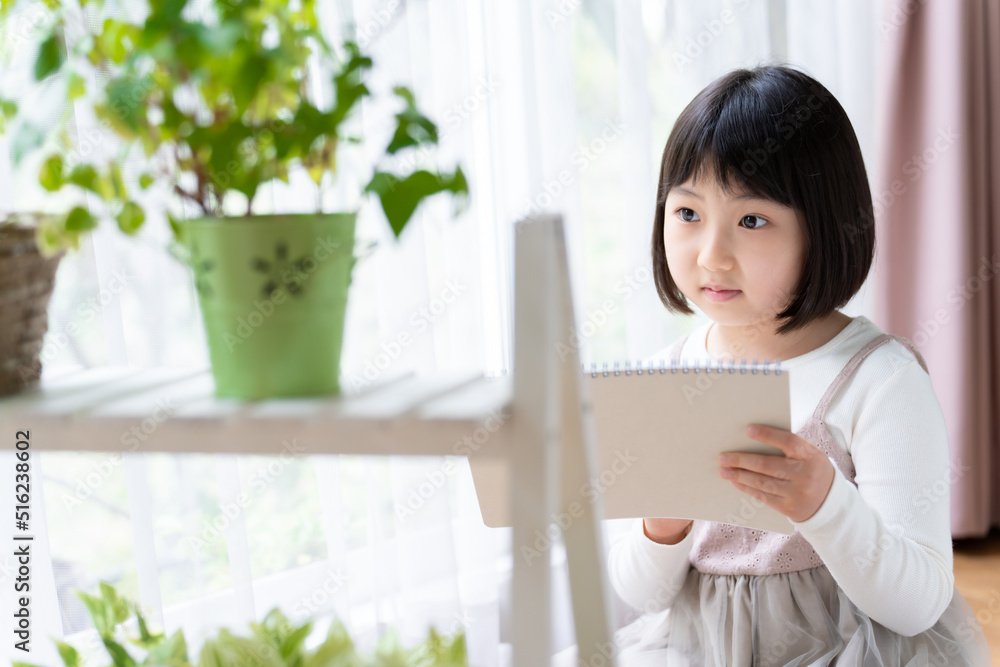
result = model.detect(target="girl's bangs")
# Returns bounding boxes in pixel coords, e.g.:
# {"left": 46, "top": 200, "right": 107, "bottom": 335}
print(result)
{"left": 663, "top": 88, "right": 797, "bottom": 208}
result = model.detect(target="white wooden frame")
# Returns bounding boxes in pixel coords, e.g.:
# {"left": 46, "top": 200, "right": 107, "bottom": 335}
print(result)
{"left": 508, "top": 214, "right": 617, "bottom": 665}
{"left": 0, "top": 214, "right": 618, "bottom": 666}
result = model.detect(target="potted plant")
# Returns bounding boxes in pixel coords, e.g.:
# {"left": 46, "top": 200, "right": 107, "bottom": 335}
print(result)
{"left": 14, "top": 580, "right": 468, "bottom": 667}
{"left": 4, "top": 0, "right": 468, "bottom": 399}
{"left": 0, "top": 0, "right": 155, "bottom": 397}
{"left": 0, "top": 213, "right": 65, "bottom": 397}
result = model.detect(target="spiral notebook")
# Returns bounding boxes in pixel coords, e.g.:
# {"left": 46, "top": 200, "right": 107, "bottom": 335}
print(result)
{"left": 468, "top": 358, "right": 796, "bottom": 535}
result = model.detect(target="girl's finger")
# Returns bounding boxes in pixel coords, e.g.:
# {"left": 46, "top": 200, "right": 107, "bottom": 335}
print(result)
{"left": 730, "top": 479, "right": 781, "bottom": 506}
{"left": 747, "top": 424, "right": 810, "bottom": 459}
{"left": 722, "top": 467, "right": 788, "bottom": 496}
{"left": 719, "top": 452, "right": 788, "bottom": 479}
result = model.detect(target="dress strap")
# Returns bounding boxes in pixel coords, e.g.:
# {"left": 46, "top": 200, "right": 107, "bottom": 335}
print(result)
{"left": 887, "top": 334, "right": 930, "bottom": 373}
{"left": 811, "top": 332, "right": 929, "bottom": 422}
{"left": 669, "top": 332, "right": 692, "bottom": 365}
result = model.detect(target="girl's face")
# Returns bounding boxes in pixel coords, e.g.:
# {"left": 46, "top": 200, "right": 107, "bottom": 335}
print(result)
{"left": 662, "top": 173, "right": 806, "bottom": 334}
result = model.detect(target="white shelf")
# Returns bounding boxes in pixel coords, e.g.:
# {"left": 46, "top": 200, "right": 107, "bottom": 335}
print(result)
{"left": 0, "top": 366, "right": 513, "bottom": 457}
{"left": 0, "top": 215, "right": 619, "bottom": 666}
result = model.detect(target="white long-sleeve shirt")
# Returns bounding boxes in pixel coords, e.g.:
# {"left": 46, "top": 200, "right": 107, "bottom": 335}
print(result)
{"left": 607, "top": 315, "right": 957, "bottom": 637}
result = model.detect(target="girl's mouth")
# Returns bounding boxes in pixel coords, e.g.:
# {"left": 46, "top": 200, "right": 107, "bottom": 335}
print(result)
{"left": 703, "top": 287, "right": 742, "bottom": 302}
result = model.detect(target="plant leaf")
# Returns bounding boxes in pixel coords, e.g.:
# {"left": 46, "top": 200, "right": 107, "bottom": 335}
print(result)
{"left": 99, "top": 19, "right": 140, "bottom": 65}
{"left": 109, "top": 162, "right": 127, "bottom": 199}
{"left": 303, "top": 620, "right": 358, "bottom": 667}
{"left": 371, "top": 627, "right": 408, "bottom": 667}
{"left": 105, "top": 75, "right": 150, "bottom": 135}
{"left": 40, "top": 154, "right": 65, "bottom": 191}
{"left": 132, "top": 605, "right": 164, "bottom": 648}
{"left": 330, "top": 41, "right": 372, "bottom": 128}
{"left": 0, "top": 98, "right": 18, "bottom": 133}
{"left": 77, "top": 590, "right": 114, "bottom": 635}
{"left": 232, "top": 53, "right": 267, "bottom": 111}
{"left": 167, "top": 212, "right": 185, "bottom": 243}
{"left": 364, "top": 166, "right": 469, "bottom": 238}
{"left": 143, "top": 628, "right": 189, "bottom": 664}
{"left": 100, "top": 581, "right": 132, "bottom": 624}
{"left": 101, "top": 636, "right": 137, "bottom": 667}
{"left": 67, "top": 71, "right": 86, "bottom": 100}
{"left": 385, "top": 86, "right": 438, "bottom": 154}
{"left": 68, "top": 164, "right": 100, "bottom": 195}
{"left": 198, "top": 629, "right": 283, "bottom": 667}
{"left": 279, "top": 621, "right": 313, "bottom": 660}
{"left": 64, "top": 206, "right": 98, "bottom": 232}
{"left": 116, "top": 201, "right": 145, "bottom": 234}
{"left": 55, "top": 640, "right": 82, "bottom": 667}
{"left": 37, "top": 217, "right": 82, "bottom": 256}
{"left": 35, "top": 29, "right": 66, "bottom": 80}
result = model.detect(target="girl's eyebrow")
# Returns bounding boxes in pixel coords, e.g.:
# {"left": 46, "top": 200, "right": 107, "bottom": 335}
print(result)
{"left": 672, "top": 186, "right": 703, "bottom": 199}
{"left": 672, "top": 186, "right": 771, "bottom": 203}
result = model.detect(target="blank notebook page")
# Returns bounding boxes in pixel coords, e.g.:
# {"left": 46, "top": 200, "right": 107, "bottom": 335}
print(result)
{"left": 469, "top": 361, "right": 795, "bottom": 535}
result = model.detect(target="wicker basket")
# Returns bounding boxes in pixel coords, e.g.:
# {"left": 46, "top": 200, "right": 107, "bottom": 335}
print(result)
{"left": 0, "top": 221, "right": 65, "bottom": 397}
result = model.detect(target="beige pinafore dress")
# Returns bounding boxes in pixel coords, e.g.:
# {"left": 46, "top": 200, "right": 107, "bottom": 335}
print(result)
{"left": 610, "top": 331, "right": 992, "bottom": 666}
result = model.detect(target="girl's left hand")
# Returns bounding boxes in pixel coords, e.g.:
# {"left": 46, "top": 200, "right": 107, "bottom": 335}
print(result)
{"left": 718, "top": 424, "right": 835, "bottom": 523}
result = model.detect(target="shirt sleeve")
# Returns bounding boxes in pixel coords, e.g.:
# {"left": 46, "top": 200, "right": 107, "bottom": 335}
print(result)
{"left": 790, "top": 359, "right": 955, "bottom": 637}
{"left": 607, "top": 517, "right": 695, "bottom": 613}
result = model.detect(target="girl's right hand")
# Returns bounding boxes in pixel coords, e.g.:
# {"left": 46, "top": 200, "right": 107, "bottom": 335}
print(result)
{"left": 643, "top": 518, "right": 694, "bottom": 545}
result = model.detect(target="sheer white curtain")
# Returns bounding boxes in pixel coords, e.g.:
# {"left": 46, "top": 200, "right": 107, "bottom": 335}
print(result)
{"left": 1, "top": 1, "right": 883, "bottom": 665}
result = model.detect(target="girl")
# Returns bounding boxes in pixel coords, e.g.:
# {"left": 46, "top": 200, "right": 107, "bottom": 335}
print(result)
{"left": 604, "top": 66, "right": 992, "bottom": 666}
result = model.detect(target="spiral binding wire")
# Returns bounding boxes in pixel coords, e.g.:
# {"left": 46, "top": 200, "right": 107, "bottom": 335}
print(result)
{"left": 581, "top": 358, "right": 783, "bottom": 378}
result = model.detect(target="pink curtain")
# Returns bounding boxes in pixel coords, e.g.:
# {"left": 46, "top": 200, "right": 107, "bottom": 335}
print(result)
{"left": 874, "top": 0, "right": 1000, "bottom": 538}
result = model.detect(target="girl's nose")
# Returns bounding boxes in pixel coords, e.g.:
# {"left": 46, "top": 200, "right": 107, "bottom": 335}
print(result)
{"left": 697, "top": 229, "right": 735, "bottom": 272}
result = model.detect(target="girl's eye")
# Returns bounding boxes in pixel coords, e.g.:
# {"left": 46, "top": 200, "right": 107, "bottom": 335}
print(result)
{"left": 677, "top": 208, "right": 699, "bottom": 222}
{"left": 740, "top": 215, "right": 768, "bottom": 230}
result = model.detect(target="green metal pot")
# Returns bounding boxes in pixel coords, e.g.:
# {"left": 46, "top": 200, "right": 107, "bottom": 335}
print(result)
{"left": 179, "top": 213, "right": 357, "bottom": 400}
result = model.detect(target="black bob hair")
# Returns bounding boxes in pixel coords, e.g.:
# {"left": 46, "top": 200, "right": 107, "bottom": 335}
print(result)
{"left": 651, "top": 65, "right": 876, "bottom": 336}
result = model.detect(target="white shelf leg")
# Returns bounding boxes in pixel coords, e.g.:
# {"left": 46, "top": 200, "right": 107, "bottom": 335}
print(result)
{"left": 550, "top": 217, "right": 618, "bottom": 666}
{"left": 509, "top": 215, "right": 617, "bottom": 666}
{"left": 510, "top": 216, "right": 560, "bottom": 666}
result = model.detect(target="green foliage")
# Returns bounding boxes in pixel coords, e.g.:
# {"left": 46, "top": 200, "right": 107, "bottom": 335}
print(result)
{"left": 17, "top": 581, "right": 467, "bottom": 667}
{"left": 0, "top": 98, "right": 18, "bottom": 133}
{"left": 25, "top": 152, "right": 130, "bottom": 254}
{"left": 365, "top": 168, "right": 468, "bottom": 239}
{"left": 34, "top": 28, "right": 66, "bottom": 80}
{"left": 0, "top": 0, "right": 468, "bottom": 256}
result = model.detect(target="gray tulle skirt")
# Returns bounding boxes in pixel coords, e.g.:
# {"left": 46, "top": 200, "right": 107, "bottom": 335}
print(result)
{"left": 554, "top": 565, "right": 992, "bottom": 666}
